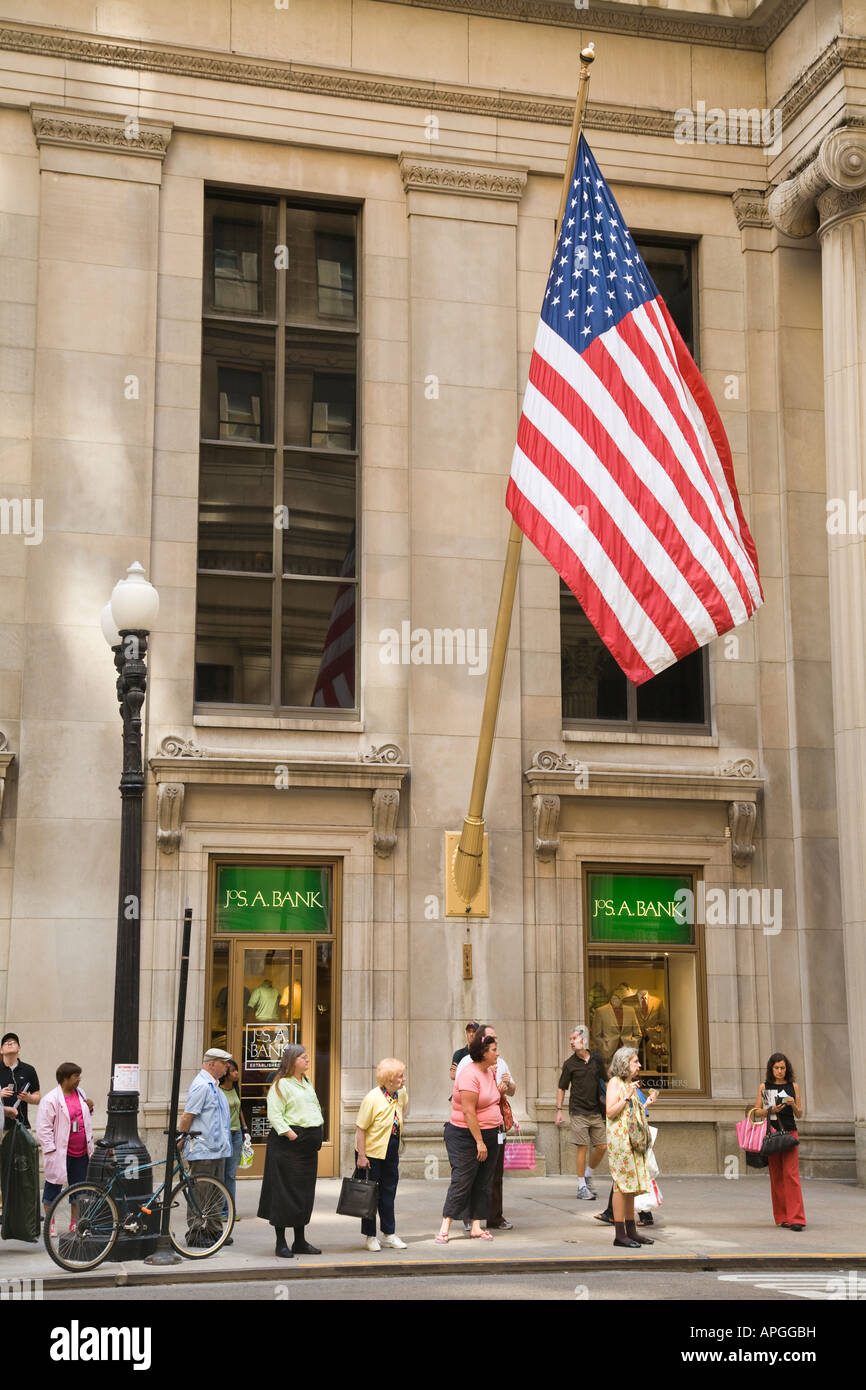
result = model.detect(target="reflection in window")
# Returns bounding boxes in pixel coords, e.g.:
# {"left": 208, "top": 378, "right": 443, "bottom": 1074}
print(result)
{"left": 218, "top": 367, "right": 262, "bottom": 441}
{"left": 198, "top": 192, "right": 358, "bottom": 711}
{"left": 205, "top": 199, "right": 277, "bottom": 318}
{"left": 310, "top": 374, "right": 355, "bottom": 451}
{"left": 195, "top": 574, "right": 272, "bottom": 705}
{"left": 316, "top": 233, "right": 356, "bottom": 319}
{"left": 561, "top": 587, "right": 708, "bottom": 729}
{"left": 213, "top": 219, "right": 260, "bottom": 314}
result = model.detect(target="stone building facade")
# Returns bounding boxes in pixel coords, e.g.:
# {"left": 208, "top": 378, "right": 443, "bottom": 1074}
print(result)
{"left": 0, "top": 0, "right": 864, "bottom": 1181}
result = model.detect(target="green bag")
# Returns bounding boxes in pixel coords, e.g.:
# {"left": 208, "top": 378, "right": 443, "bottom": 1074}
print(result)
{"left": 0, "top": 1122, "right": 41, "bottom": 1243}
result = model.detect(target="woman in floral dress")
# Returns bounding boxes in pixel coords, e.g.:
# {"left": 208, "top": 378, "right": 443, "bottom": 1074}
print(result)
{"left": 605, "top": 1047, "right": 656, "bottom": 1249}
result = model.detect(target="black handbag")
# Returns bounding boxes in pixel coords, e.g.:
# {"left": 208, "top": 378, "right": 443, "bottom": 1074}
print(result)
{"left": 336, "top": 1168, "right": 379, "bottom": 1220}
{"left": 761, "top": 1127, "right": 799, "bottom": 1155}
{"left": 745, "top": 1149, "right": 769, "bottom": 1169}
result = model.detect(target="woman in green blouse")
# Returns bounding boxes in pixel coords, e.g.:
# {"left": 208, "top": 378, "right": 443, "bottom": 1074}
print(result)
{"left": 257, "top": 1044, "right": 324, "bottom": 1258}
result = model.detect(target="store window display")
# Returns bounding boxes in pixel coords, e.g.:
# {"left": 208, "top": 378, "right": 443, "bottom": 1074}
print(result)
{"left": 585, "top": 870, "right": 706, "bottom": 1094}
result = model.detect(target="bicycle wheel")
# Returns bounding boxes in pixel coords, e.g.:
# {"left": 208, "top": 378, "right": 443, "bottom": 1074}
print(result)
{"left": 44, "top": 1183, "right": 120, "bottom": 1272}
{"left": 167, "top": 1176, "right": 234, "bottom": 1258}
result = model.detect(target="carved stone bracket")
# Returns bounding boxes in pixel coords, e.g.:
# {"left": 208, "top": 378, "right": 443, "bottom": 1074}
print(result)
{"left": 372, "top": 788, "right": 400, "bottom": 858}
{"left": 768, "top": 128, "right": 866, "bottom": 238}
{"left": 398, "top": 153, "right": 527, "bottom": 201}
{"left": 533, "top": 793, "right": 561, "bottom": 861}
{"left": 0, "top": 732, "right": 13, "bottom": 827}
{"left": 530, "top": 748, "right": 576, "bottom": 772}
{"left": 526, "top": 749, "right": 763, "bottom": 806}
{"left": 360, "top": 743, "right": 404, "bottom": 764}
{"left": 31, "top": 104, "right": 173, "bottom": 159}
{"left": 728, "top": 800, "right": 757, "bottom": 868}
{"left": 156, "top": 783, "right": 185, "bottom": 856}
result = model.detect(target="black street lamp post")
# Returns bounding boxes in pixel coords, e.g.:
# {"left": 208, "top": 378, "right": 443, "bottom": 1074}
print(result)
{"left": 88, "top": 563, "right": 160, "bottom": 1260}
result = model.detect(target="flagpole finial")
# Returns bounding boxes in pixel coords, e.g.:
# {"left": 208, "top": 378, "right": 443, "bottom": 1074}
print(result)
{"left": 581, "top": 43, "right": 596, "bottom": 64}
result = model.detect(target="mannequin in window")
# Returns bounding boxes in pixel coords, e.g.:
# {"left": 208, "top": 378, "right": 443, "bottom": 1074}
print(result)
{"left": 590, "top": 993, "right": 642, "bottom": 1066}
{"left": 247, "top": 978, "right": 280, "bottom": 1022}
{"left": 624, "top": 988, "right": 669, "bottom": 1068}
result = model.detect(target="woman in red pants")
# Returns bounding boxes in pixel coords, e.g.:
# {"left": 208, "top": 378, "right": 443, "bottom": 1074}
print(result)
{"left": 754, "top": 1053, "right": 806, "bottom": 1230}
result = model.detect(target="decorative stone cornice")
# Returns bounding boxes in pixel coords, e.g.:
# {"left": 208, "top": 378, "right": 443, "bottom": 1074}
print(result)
{"left": 381, "top": 0, "right": 807, "bottom": 51}
{"left": 399, "top": 153, "right": 528, "bottom": 200}
{"left": 30, "top": 103, "right": 172, "bottom": 158}
{"left": 776, "top": 35, "right": 866, "bottom": 134}
{"left": 732, "top": 188, "right": 772, "bottom": 231}
{"left": 526, "top": 750, "right": 762, "bottom": 867}
{"left": 768, "top": 128, "right": 866, "bottom": 238}
{"left": 526, "top": 749, "right": 763, "bottom": 802}
{"left": 149, "top": 737, "right": 408, "bottom": 855}
{"left": 0, "top": 26, "right": 747, "bottom": 141}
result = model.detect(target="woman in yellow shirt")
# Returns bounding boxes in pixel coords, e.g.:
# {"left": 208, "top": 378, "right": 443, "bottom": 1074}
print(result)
{"left": 257, "top": 1044, "right": 324, "bottom": 1258}
{"left": 355, "top": 1059, "right": 408, "bottom": 1252}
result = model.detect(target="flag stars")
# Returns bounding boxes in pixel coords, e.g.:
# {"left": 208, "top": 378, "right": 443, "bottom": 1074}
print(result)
{"left": 593, "top": 250, "right": 602, "bottom": 260}
{"left": 566, "top": 309, "right": 575, "bottom": 319}
{"left": 588, "top": 285, "right": 598, "bottom": 296}
{"left": 590, "top": 266, "right": 600, "bottom": 277}
{"left": 625, "top": 291, "right": 633, "bottom": 300}
{"left": 570, "top": 288, "right": 579, "bottom": 300}
{"left": 552, "top": 296, "right": 560, "bottom": 305}
{"left": 582, "top": 325, "right": 592, "bottom": 336}
{"left": 556, "top": 276, "right": 563, "bottom": 287}
{"left": 605, "top": 306, "right": 614, "bottom": 317}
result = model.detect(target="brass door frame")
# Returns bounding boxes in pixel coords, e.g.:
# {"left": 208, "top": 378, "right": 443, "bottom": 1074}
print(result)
{"left": 205, "top": 855, "right": 342, "bottom": 1178}
{"left": 581, "top": 862, "right": 709, "bottom": 1098}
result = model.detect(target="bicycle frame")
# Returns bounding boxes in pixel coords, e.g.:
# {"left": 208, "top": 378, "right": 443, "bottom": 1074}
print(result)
{"left": 99, "top": 1140, "right": 195, "bottom": 1225}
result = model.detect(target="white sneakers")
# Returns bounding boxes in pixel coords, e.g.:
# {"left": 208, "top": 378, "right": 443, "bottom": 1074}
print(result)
{"left": 365, "top": 1233, "right": 407, "bottom": 1251}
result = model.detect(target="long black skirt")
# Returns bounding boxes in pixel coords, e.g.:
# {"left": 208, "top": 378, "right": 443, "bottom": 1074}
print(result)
{"left": 257, "top": 1126, "right": 322, "bottom": 1228}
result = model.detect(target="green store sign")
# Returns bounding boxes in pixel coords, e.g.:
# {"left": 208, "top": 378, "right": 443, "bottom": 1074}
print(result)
{"left": 216, "top": 865, "right": 330, "bottom": 934}
{"left": 588, "top": 872, "right": 693, "bottom": 945}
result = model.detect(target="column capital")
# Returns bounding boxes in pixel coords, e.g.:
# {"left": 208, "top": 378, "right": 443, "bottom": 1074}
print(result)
{"left": 398, "top": 152, "right": 528, "bottom": 202}
{"left": 30, "top": 104, "right": 173, "bottom": 161}
{"left": 768, "top": 127, "right": 866, "bottom": 238}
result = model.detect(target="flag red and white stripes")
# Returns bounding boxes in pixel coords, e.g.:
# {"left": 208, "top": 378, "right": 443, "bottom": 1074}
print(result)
{"left": 506, "top": 136, "right": 762, "bottom": 685}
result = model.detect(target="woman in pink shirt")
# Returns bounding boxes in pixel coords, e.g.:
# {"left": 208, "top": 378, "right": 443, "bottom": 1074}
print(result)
{"left": 36, "top": 1062, "right": 95, "bottom": 1220}
{"left": 436, "top": 1032, "right": 503, "bottom": 1242}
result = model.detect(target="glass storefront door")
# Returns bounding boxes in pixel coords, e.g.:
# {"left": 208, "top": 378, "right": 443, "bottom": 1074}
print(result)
{"left": 208, "top": 940, "right": 335, "bottom": 1176}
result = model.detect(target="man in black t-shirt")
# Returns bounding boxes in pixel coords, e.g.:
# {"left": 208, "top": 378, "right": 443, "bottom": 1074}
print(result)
{"left": 449, "top": 1021, "right": 480, "bottom": 1085}
{"left": 0, "top": 1032, "right": 40, "bottom": 1131}
{"left": 555, "top": 1026, "right": 607, "bottom": 1200}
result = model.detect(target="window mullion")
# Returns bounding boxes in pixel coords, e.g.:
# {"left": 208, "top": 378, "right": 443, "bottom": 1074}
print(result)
{"left": 272, "top": 198, "right": 287, "bottom": 714}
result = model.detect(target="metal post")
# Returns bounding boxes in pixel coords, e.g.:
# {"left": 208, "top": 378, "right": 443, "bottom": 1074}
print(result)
{"left": 144, "top": 906, "right": 192, "bottom": 1265}
{"left": 87, "top": 629, "right": 157, "bottom": 1259}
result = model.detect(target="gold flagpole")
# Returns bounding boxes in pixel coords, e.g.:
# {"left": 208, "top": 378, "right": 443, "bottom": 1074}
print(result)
{"left": 447, "top": 43, "right": 597, "bottom": 914}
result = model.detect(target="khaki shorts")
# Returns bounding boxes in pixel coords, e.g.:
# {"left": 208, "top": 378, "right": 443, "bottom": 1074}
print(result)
{"left": 567, "top": 1113, "right": 606, "bottom": 1149}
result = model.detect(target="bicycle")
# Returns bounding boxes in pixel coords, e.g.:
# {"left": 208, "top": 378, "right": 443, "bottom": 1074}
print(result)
{"left": 43, "top": 1132, "right": 234, "bottom": 1272}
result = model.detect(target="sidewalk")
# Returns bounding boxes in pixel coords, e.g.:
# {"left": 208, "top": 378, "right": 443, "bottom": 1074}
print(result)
{"left": 2, "top": 1175, "right": 865, "bottom": 1290}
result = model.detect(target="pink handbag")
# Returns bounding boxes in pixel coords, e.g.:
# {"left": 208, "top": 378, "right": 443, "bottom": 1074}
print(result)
{"left": 736, "top": 1108, "right": 767, "bottom": 1153}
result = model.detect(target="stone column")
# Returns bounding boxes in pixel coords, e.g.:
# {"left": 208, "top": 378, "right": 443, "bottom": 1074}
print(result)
{"left": 770, "top": 129, "right": 866, "bottom": 1181}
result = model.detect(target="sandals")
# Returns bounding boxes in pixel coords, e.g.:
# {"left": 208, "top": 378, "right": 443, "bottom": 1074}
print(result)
{"left": 434, "top": 1233, "right": 449, "bottom": 1244}
{"left": 471, "top": 1229, "right": 494, "bottom": 1240}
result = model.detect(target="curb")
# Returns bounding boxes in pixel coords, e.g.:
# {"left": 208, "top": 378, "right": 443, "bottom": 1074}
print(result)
{"left": 36, "top": 1250, "right": 866, "bottom": 1291}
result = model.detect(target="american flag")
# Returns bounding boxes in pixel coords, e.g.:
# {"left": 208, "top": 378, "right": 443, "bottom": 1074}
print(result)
{"left": 506, "top": 136, "right": 762, "bottom": 685}
{"left": 312, "top": 528, "right": 356, "bottom": 708}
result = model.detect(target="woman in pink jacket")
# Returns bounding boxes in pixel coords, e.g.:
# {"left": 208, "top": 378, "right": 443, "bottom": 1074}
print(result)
{"left": 36, "top": 1062, "right": 95, "bottom": 1221}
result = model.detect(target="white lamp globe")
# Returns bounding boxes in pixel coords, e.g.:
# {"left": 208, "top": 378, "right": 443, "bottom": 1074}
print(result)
{"left": 100, "top": 602, "right": 121, "bottom": 648}
{"left": 110, "top": 562, "right": 160, "bottom": 633}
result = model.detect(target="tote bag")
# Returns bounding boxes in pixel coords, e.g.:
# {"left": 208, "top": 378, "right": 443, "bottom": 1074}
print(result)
{"left": 736, "top": 1108, "right": 766, "bottom": 1153}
